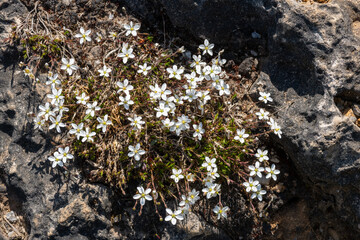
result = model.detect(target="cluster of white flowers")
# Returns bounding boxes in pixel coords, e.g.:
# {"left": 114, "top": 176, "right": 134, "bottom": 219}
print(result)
{"left": 146, "top": 39, "right": 230, "bottom": 143}
{"left": 25, "top": 16, "right": 284, "bottom": 226}
{"left": 257, "top": 92, "right": 282, "bottom": 138}
{"left": 243, "top": 148, "right": 280, "bottom": 201}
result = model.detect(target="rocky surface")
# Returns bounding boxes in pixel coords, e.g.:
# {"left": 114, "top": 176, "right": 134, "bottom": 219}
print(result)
{"left": 2, "top": 0, "right": 360, "bottom": 239}
{"left": 0, "top": 0, "right": 231, "bottom": 239}
{"left": 120, "top": 0, "right": 360, "bottom": 239}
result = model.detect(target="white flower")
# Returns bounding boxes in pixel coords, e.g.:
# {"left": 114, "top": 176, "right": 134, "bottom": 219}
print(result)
{"left": 118, "top": 94, "right": 134, "bottom": 110}
{"left": 267, "top": 118, "right": 276, "bottom": 129}
{"left": 255, "top": 149, "right": 269, "bottom": 162}
{"left": 185, "top": 89, "right": 198, "bottom": 102}
{"left": 202, "top": 157, "right": 216, "bottom": 172}
{"left": 190, "top": 55, "right": 205, "bottom": 72}
{"left": 174, "top": 95, "right": 184, "bottom": 105}
{"left": 49, "top": 115, "right": 66, "bottom": 133}
{"left": 76, "top": 93, "right": 90, "bottom": 105}
{"left": 98, "top": 65, "right": 111, "bottom": 77}
{"left": 47, "top": 71, "right": 54, "bottom": 78}
{"left": 34, "top": 116, "right": 45, "bottom": 131}
{"left": 167, "top": 65, "right": 184, "bottom": 80}
{"left": 128, "top": 115, "right": 145, "bottom": 130}
{"left": 45, "top": 73, "right": 61, "bottom": 88}
{"left": 211, "top": 75, "right": 222, "bottom": 88}
{"left": 47, "top": 88, "right": 64, "bottom": 105}
{"left": 118, "top": 44, "right": 135, "bottom": 64}
{"left": 234, "top": 129, "right": 249, "bottom": 144}
{"left": 202, "top": 182, "right": 221, "bottom": 199}
{"left": 48, "top": 151, "right": 64, "bottom": 168}
{"left": 149, "top": 84, "right": 161, "bottom": 100}
{"left": 23, "top": 67, "right": 32, "bottom": 77}
{"left": 249, "top": 161, "right": 265, "bottom": 178}
{"left": 216, "top": 80, "right": 230, "bottom": 96}
{"left": 159, "top": 83, "right": 171, "bottom": 100}
{"left": 207, "top": 167, "right": 220, "bottom": 180}
{"left": 255, "top": 109, "right": 270, "bottom": 120}
{"left": 74, "top": 27, "right": 91, "bottom": 44}
{"left": 69, "top": 123, "right": 84, "bottom": 140}
{"left": 165, "top": 208, "right": 183, "bottom": 225}
{"left": 179, "top": 195, "right": 191, "bottom": 208}
{"left": 38, "top": 102, "right": 55, "bottom": 120}
{"left": 79, "top": 127, "right": 96, "bottom": 142}
{"left": 259, "top": 92, "right": 273, "bottom": 104}
{"left": 109, "top": 31, "right": 117, "bottom": 40}
{"left": 243, "top": 177, "right": 259, "bottom": 192}
{"left": 208, "top": 64, "right": 221, "bottom": 79}
{"left": 60, "top": 58, "right": 78, "bottom": 75}
{"left": 186, "top": 173, "right": 196, "bottom": 183}
{"left": 138, "top": 63, "right": 151, "bottom": 76}
{"left": 213, "top": 205, "right": 229, "bottom": 219}
{"left": 193, "top": 123, "right": 205, "bottom": 140}
{"left": 203, "top": 175, "right": 214, "bottom": 185}
{"left": 95, "top": 32, "right": 102, "bottom": 42}
{"left": 58, "top": 146, "right": 74, "bottom": 162}
{"left": 251, "top": 185, "right": 266, "bottom": 201}
{"left": 96, "top": 114, "right": 112, "bottom": 133}
{"left": 128, "top": 143, "right": 146, "bottom": 161}
{"left": 187, "top": 189, "right": 200, "bottom": 204}
{"left": 177, "top": 114, "right": 191, "bottom": 130}
{"left": 162, "top": 118, "right": 175, "bottom": 128}
{"left": 265, "top": 164, "right": 280, "bottom": 181}
{"left": 116, "top": 79, "right": 134, "bottom": 95}
{"left": 198, "top": 101, "right": 205, "bottom": 114}
{"left": 212, "top": 55, "right": 227, "bottom": 66}
{"left": 196, "top": 91, "right": 211, "bottom": 103}
{"left": 273, "top": 122, "right": 282, "bottom": 139}
{"left": 133, "top": 186, "right": 152, "bottom": 206}
{"left": 53, "top": 99, "right": 69, "bottom": 115}
{"left": 154, "top": 102, "right": 170, "bottom": 118}
{"left": 199, "top": 39, "right": 214, "bottom": 56}
{"left": 170, "top": 168, "right": 184, "bottom": 183}
{"left": 267, "top": 118, "right": 282, "bottom": 138}
{"left": 124, "top": 21, "right": 140, "bottom": 36}
{"left": 86, "top": 101, "right": 101, "bottom": 117}
{"left": 170, "top": 122, "right": 183, "bottom": 136}
{"left": 185, "top": 71, "right": 200, "bottom": 85}
{"left": 178, "top": 206, "right": 190, "bottom": 216}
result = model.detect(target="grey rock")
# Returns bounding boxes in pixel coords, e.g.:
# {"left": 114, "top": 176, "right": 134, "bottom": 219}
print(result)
{"left": 120, "top": 0, "right": 360, "bottom": 238}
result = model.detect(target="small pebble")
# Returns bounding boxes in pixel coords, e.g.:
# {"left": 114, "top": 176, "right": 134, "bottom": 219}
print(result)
{"left": 5, "top": 211, "right": 17, "bottom": 223}
{"left": 250, "top": 50, "right": 258, "bottom": 56}
{"left": 8, "top": 231, "right": 15, "bottom": 238}
{"left": 251, "top": 31, "right": 261, "bottom": 39}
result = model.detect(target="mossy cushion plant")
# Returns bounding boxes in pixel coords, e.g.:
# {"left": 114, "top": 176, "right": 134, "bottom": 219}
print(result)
{"left": 14, "top": 7, "right": 283, "bottom": 225}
